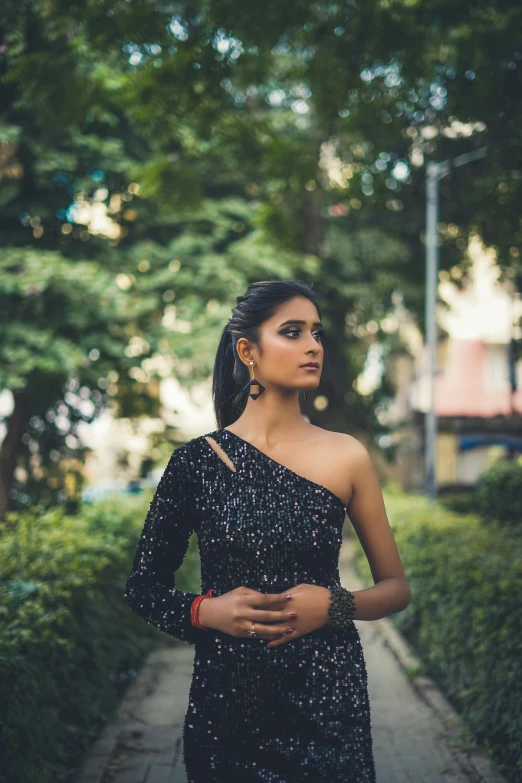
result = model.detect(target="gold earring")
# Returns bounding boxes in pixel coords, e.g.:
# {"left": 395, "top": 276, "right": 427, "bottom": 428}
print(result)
{"left": 243, "top": 360, "right": 266, "bottom": 399}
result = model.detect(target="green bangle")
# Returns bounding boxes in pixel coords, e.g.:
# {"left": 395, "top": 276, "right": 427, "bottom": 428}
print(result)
{"left": 327, "top": 585, "right": 356, "bottom": 628}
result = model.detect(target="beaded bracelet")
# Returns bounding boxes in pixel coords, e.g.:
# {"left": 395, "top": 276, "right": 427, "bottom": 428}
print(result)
{"left": 327, "top": 585, "right": 356, "bottom": 628}
{"left": 190, "top": 588, "right": 215, "bottom": 630}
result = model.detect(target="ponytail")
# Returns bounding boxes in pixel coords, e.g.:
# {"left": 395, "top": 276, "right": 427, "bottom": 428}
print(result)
{"left": 212, "top": 324, "right": 247, "bottom": 429}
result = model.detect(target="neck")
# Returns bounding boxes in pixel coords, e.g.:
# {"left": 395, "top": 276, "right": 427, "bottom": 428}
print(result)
{"left": 230, "top": 391, "right": 310, "bottom": 445}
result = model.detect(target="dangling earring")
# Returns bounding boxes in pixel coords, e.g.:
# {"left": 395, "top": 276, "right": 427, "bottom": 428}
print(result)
{"left": 243, "top": 360, "right": 266, "bottom": 399}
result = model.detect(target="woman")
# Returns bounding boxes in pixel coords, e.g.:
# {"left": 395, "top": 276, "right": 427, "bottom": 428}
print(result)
{"left": 124, "top": 279, "right": 412, "bottom": 782}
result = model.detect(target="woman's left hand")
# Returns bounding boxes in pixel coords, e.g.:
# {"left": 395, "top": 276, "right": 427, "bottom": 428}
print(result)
{"left": 263, "top": 583, "right": 331, "bottom": 649}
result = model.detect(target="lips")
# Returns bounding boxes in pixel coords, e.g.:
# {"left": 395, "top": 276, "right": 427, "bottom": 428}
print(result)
{"left": 300, "top": 363, "right": 319, "bottom": 368}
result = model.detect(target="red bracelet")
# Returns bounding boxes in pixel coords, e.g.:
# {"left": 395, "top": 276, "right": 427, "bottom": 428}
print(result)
{"left": 191, "top": 588, "right": 215, "bottom": 630}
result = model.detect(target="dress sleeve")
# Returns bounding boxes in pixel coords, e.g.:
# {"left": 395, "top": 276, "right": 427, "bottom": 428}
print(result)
{"left": 123, "top": 444, "right": 207, "bottom": 645}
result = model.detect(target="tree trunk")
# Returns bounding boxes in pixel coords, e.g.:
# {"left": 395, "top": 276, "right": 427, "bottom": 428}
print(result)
{"left": 0, "top": 391, "right": 31, "bottom": 521}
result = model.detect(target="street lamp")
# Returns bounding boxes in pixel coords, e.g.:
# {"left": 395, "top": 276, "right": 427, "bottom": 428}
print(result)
{"left": 424, "top": 145, "right": 487, "bottom": 500}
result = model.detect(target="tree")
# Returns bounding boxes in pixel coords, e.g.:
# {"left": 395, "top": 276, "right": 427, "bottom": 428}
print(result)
{"left": 2, "top": 0, "right": 521, "bottom": 515}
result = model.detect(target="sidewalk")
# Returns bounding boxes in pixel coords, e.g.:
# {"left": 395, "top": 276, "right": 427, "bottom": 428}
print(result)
{"left": 73, "top": 536, "right": 507, "bottom": 783}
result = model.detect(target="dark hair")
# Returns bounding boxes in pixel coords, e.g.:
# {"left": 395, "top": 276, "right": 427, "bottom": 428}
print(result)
{"left": 212, "top": 280, "right": 322, "bottom": 428}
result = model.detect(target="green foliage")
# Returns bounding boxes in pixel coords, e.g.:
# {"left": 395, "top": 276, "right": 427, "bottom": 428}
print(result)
{"left": 476, "top": 459, "right": 522, "bottom": 528}
{"left": 0, "top": 247, "right": 137, "bottom": 392}
{"left": 438, "top": 490, "right": 477, "bottom": 516}
{"left": 3, "top": 0, "right": 522, "bottom": 515}
{"left": 0, "top": 495, "right": 201, "bottom": 783}
{"left": 0, "top": 243, "right": 162, "bottom": 510}
{"left": 352, "top": 490, "right": 522, "bottom": 782}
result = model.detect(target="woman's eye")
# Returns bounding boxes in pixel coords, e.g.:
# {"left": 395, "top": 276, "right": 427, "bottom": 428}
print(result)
{"left": 282, "top": 328, "right": 324, "bottom": 340}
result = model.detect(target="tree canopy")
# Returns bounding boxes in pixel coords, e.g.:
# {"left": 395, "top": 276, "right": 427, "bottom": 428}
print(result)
{"left": 1, "top": 0, "right": 521, "bottom": 515}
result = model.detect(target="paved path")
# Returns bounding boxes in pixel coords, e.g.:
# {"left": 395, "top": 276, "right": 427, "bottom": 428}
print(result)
{"left": 73, "top": 534, "right": 506, "bottom": 783}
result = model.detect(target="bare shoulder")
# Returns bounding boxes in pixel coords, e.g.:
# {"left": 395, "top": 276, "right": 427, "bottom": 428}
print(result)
{"left": 311, "top": 427, "right": 370, "bottom": 465}
{"left": 306, "top": 428, "right": 372, "bottom": 505}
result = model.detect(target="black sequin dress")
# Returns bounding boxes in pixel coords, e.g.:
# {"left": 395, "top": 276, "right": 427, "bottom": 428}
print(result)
{"left": 124, "top": 428, "right": 376, "bottom": 782}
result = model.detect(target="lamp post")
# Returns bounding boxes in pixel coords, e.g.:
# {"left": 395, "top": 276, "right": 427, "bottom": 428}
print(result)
{"left": 424, "top": 146, "right": 487, "bottom": 500}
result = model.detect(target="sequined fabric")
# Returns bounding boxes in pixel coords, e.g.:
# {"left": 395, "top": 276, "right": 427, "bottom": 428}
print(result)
{"left": 124, "top": 428, "right": 376, "bottom": 782}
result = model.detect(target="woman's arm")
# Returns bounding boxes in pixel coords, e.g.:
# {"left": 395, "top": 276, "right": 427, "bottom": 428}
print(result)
{"left": 124, "top": 444, "right": 207, "bottom": 644}
{"left": 344, "top": 439, "right": 412, "bottom": 620}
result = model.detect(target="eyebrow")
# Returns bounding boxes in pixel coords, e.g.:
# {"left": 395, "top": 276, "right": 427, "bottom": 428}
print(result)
{"left": 278, "top": 319, "right": 323, "bottom": 327}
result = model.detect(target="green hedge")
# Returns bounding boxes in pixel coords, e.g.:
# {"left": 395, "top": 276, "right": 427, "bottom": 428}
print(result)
{"left": 438, "top": 489, "right": 477, "bottom": 516}
{"left": 476, "top": 459, "right": 522, "bottom": 528}
{"left": 0, "top": 495, "right": 201, "bottom": 783}
{"left": 352, "top": 487, "right": 522, "bottom": 783}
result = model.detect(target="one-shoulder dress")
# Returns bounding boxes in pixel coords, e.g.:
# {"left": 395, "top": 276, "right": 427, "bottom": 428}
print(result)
{"left": 124, "top": 428, "right": 376, "bottom": 782}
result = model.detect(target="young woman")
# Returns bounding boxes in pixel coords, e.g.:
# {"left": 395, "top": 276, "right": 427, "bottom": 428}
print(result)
{"left": 124, "top": 279, "right": 411, "bottom": 782}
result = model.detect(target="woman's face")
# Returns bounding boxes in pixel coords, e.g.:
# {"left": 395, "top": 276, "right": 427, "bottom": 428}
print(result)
{"left": 249, "top": 296, "right": 324, "bottom": 392}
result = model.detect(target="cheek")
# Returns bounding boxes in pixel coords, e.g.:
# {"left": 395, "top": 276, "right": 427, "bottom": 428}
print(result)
{"left": 270, "top": 339, "right": 299, "bottom": 365}
{"left": 263, "top": 335, "right": 323, "bottom": 378}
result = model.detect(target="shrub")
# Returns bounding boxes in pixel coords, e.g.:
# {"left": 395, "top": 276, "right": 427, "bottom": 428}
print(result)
{"left": 0, "top": 495, "right": 201, "bottom": 783}
{"left": 352, "top": 490, "right": 522, "bottom": 782}
{"left": 438, "top": 490, "right": 477, "bottom": 516}
{"left": 475, "top": 459, "right": 522, "bottom": 528}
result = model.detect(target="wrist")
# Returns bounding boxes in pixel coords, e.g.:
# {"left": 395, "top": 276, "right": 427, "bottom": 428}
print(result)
{"left": 197, "top": 594, "right": 215, "bottom": 629}
{"left": 321, "top": 586, "right": 333, "bottom": 627}
{"left": 327, "top": 585, "right": 356, "bottom": 627}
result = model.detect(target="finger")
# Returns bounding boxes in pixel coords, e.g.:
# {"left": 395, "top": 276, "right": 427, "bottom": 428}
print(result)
{"left": 245, "top": 623, "right": 295, "bottom": 640}
{"left": 249, "top": 609, "right": 297, "bottom": 624}
{"left": 267, "top": 634, "right": 286, "bottom": 647}
{"left": 257, "top": 595, "right": 295, "bottom": 612}
{"left": 267, "top": 628, "right": 297, "bottom": 648}
{"left": 250, "top": 592, "right": 293, "bottom": 608}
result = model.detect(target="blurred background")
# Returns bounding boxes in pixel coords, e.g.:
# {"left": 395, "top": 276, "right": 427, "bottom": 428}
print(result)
{"left": 1, "top": 2, "right": 521, "bottom": 782}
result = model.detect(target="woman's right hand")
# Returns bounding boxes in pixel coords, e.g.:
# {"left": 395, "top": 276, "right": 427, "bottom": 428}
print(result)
{"left": 197, "top": 586, "right": 297, "bottom": 640}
